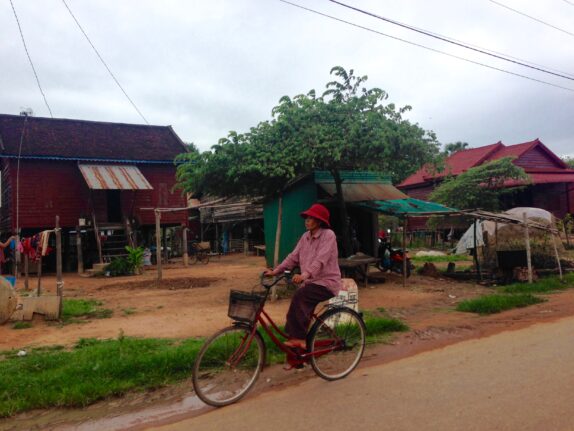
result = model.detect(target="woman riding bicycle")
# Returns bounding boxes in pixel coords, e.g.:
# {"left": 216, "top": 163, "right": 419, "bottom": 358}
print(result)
{"left": 264, "top": 203, "right": 341, "bottom": 350}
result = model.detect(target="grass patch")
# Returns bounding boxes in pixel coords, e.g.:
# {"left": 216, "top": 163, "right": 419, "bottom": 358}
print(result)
{"left": 61, "top": 299, "right": 113, "bottom": 323}
{"left": 500, "top": 273, "right": 574, "bottom": 294}
{"left": 456, "top": 294, "right": 546, "bottom": 315}
{"left": 411, "top": 255, "right": 471, "bottom": 263}
{"left": 0, "top": 313, "right": 408, "bottom": 418}
{"left": 122, "top": 307, "right": 137, "bottom": 316}
{"left": 0, "top": 336, "right": 204, "bottom": 418}
{"left": 12, "top": 322, "right": 32, "bottom": 330}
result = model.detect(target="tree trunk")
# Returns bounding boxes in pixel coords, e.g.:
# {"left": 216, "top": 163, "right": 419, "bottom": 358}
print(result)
{"left": 332, "top": 170, "right": 352, "bottom": 257}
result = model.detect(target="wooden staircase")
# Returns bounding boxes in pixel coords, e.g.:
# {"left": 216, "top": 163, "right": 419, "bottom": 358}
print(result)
{"left": 92, "top": 215, "right": 135, "bottom": 264}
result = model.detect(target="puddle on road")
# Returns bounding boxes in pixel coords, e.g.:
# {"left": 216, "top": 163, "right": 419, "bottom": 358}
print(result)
{"left": 0, "top": 387, "right": 208, "bottom": 431}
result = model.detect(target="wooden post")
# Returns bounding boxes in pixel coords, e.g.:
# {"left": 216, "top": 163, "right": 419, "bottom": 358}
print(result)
{"left": 14, "top": 230, "right": 20, "bottom": 277}
{"left": 494, "top": 221, "right": 499, "bottom": 268}
{"left": 563, "top": 222, "right": 571, "bottom": 248}
{"left": 272, "top": 193, "right": 283, "bottom": 301}
{"left": 155, "top": 210, "right": 162, "bottom": 282}
{"left": 523, "top": 212, "right": 533, "bottom": 284}
{"left": 76, "top": 225, "right": 84, "bottom": 274}
{"left": 162, "top": 227, "right": 168, "bottom": 262}
{"left": 473, "top": 220, "right": 481, "bottom": 282}
{"left": 92, "top": 213, "right": 103, "bottom": 264}
{"left": 551, "top": 230, "right": 563, "bottom": 280}
{"left": 243, "top": 225, "right": 249, "bottom": 256}
{"left": 402, "top": 217, "right": 407, "bottom": 288}
{"left": 56, "top": 216, "right": 63, "bottom": 317}
{"left": 24, "top": 254, "right": 29, "bottom": 290}
{"left": 182, "top": 227, "right": 189, "bottom": 267}
{"left": 36, "top": 257, "right": 42, "bottom": 296}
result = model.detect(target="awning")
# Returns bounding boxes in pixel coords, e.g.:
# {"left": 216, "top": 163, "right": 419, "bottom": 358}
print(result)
{"left": 79, "top": 165, "right": 153, "bottom": 190}
{"left": 314, "top": 171, "right": 408, "bottom": 202}
{"left": 358, "top": 198, "right": 457, "bottom": 216}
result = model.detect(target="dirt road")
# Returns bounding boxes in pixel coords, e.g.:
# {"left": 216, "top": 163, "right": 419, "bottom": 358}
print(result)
{"left": 149, "top": 316, "right": 574, "bottom": 431}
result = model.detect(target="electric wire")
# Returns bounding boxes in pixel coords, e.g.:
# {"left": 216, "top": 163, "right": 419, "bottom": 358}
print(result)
{"left": 563, "top": 0, "right": 574, "bottom": 6}
{"left": 61, "top": 0, "right": 149, "bottom": 124}
{"left": 488, "top": 0, "right": 574, "bottom": 38}
{"left": 9, "top": 0, "right": 54, "bottom": 118}
{"left": 328, "top": 0, "right": 574, "bottom": 81}
{"left": 278, "top": 0, "right": 574, "bottom": 92}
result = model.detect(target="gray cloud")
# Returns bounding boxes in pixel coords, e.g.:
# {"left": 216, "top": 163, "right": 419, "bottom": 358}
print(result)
{"left": 1, "top": 0, "right": 572, "bottom": 156}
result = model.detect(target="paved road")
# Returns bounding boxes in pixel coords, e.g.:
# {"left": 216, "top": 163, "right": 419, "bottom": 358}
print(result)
{"left": 149, "top": 317, "right": 574, "bottom": 431}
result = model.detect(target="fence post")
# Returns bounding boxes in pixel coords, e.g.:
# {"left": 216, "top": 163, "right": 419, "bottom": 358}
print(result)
{"left": 56, "top": 216, "right": 63, "bottom": 317}
{"left": 523, "top": 212, "right": 533, "bottom": 284}
{"left": 182, "top": 227, "right": 189, "bottom": 267}
{"left": 155, "top": 210, "right": 162, "bottom": 282}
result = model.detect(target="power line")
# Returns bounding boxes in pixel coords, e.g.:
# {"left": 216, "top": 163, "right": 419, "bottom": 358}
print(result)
{"left": 563, "top": 0, "right": 574, "bottom": 6}
{"left": 328, "top": 0, "right": 574, "bottom": 82}
{"left": 9, "top": 0, "right": 54, "bottom": 118}
{"left": 61, "top": 0, "right": 149, "bottom": 124}
{"left": 278, "top": 0, "right": 574, "bottom": 92}
{"left": 488, "top": 0, "right": 574, "bottom": 38}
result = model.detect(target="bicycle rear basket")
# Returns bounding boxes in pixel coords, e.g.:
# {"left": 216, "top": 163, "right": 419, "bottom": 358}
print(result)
{"left": 228, "top": 290, "right": 266, "bottom": 323}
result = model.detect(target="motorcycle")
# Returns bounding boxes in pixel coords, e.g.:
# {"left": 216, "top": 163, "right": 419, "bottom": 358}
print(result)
{"left": 377, "top": 237, "right": 413, "bottom": 277}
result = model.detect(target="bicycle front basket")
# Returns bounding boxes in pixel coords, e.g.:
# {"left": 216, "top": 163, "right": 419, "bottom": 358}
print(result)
{"left": 228, "top": 290, "right": 266, "bottom": 323}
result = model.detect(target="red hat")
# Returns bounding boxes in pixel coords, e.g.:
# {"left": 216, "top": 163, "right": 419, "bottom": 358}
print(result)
{"left": 300, "top": 203, "right": 330, "bottom": 228}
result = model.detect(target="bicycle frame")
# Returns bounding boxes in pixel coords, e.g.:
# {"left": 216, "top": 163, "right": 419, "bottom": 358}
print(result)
{"left": 229, "top": 295, "right": 345, "bottom": 369}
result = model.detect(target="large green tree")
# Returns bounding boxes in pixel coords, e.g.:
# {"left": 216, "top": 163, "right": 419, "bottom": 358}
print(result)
{"left": 429, "top": 157, "right": 529, "bottom": 211}
{"left": 176, "top": 66, "right": 440, "bottom": 255}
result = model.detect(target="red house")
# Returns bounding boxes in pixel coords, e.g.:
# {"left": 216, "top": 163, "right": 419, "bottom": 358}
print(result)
{"left": 399, "top": 139, "right": 574, "bottom": 223}
{"left": 0, "top": 114, "right": 188, "bottom": 269}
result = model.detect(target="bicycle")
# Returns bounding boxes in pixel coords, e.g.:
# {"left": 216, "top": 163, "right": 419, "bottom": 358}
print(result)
{"left": 192, "top": 271, "right": 366, "bottom": 407}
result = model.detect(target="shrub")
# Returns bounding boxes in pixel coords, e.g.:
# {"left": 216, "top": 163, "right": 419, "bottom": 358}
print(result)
{"left": 105, "top": 257, "right": 132, "bottom": 276}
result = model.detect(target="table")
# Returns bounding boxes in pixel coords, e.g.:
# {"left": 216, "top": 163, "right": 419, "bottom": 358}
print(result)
{"left": 338, "top": 256, "right": 379, "bottom": 288}
{"left": 254, "top": 245, "right": 266, "bottom": 256}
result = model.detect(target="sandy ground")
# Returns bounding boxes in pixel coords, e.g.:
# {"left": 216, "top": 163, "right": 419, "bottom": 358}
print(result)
{"left": 1, "top": 254, "right": 484, "bottom": 351}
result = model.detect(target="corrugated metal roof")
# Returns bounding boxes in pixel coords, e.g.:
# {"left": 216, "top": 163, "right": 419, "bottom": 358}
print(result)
{"left": 314, "top": 171, "right": 391, "bottom": 184}
{"left": 79, "top": 165, "right": 153, "bottom": 190}
{"left": 318, "top": 182, "right": 407, "bottom": 202}
{"left": 359, "top": 198, "right": 457, "bottom": 215}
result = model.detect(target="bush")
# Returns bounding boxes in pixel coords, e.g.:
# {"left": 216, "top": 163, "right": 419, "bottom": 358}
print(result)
{"left": 125, "top": 246, "right": 144, "bottom": 274}
{"left": 105, "top": 257, "right": 132, "bottom": 276}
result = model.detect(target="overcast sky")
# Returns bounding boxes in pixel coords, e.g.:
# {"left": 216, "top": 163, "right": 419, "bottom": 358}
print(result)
{"left": 2, "top": 0, "right": 573, "bottom": 157}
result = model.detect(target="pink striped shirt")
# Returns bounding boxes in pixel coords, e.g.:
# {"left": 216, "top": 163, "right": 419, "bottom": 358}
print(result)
{"left": 275, "top": 228, "right": 342, "bottom": 295}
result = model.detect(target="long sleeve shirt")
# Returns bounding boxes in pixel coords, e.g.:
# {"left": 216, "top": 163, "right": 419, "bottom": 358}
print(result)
{"left": 274, "top": 228, "right": 342, "bottom": 295}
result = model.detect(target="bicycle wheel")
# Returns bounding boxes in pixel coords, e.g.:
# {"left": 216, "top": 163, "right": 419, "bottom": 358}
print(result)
{"left": 193, "top": 325, "right": 265, "bottom": 407}
{"left": 308, "top": 307, "right": 366, "bottom": 381}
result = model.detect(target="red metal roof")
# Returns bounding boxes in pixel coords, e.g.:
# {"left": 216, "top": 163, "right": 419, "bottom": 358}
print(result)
{"left": 399, "top": 139, "right": 570, "bottom": 188}
{"left": 0, "top": 114, "right": 187, "bottom": 161}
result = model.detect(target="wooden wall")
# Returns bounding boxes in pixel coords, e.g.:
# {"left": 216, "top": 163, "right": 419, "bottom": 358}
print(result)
{"left": 3, "top": 159, "right": 186, "bottom": 230}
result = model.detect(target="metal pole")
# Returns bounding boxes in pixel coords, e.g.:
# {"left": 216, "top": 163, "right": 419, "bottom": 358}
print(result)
{"left": 155, "top": 210, "right": 162, "bottom": 282}
{"left": 523, "top": 212, "right": 533, "bottom": 284}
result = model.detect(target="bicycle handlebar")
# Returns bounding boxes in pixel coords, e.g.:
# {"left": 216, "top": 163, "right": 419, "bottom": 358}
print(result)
{"left": 260, "top": 271, "right": 292, "bottom": 289}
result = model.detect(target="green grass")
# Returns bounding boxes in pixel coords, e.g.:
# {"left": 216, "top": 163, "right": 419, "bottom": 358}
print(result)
{"left": 0, "top": 313, "right": 407, "bottom": 418}
{"left": 456, "top": 294, "right": 546, "bottom": 315}
{"left": 12, "top": 322, "right": 33, "bottom": 330}
{"left": 61, "top": 299, "right": 113, "bottom": 323}
{"left": 411, "top": 255, "right": 472, "bottom": 263}
{"left": 500, "top": 273, "right": 574, "bottom": 294}
{"left": 122, "top": 307, "right": 137, "bottom": 316}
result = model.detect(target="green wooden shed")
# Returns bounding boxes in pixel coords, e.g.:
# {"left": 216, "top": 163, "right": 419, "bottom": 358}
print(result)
{"left": 263, "top": 171, "right": 407, "bottom": 266}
